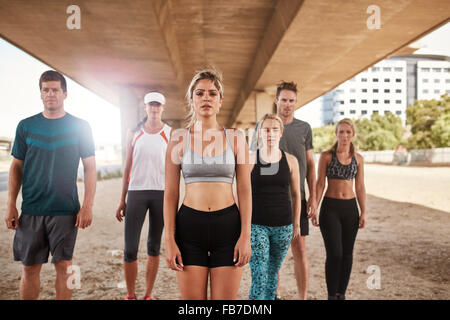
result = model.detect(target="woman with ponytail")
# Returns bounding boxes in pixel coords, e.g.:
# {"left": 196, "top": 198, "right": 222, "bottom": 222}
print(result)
{"left": 115, "top": 92, "right": 172, "bottom": 300}
{"left": 314, "top": 118, "right": 366, "bottom": 300}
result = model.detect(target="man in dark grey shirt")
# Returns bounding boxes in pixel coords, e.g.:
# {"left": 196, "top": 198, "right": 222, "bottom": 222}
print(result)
{"left": 251, "top": 81, "right": 316, "bottom": 300}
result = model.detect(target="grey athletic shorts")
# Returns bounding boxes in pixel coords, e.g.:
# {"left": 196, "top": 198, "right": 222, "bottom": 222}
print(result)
{"left": 13, "top": 214, "right": 78, "bottom": 266}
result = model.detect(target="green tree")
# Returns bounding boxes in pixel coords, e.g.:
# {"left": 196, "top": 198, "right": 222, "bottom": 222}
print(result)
{"left": 431, "top": 112, "right": 450, "bottom": 148}
{"left": 355, "top": 113, "right": 403, "bottom": 150}
{"left": 312, "top": 124, "right": 335, "bottom": 152}
{"left": 406, "top": 94, "right": 450, "bottom": 149}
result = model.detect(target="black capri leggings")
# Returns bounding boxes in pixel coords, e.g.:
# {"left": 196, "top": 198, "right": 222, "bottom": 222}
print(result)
{"left": 124, "top": 190, "right": 164, "bottom": 262}
{"left": 319, "top": 197, "right": 359, "bottom": 297}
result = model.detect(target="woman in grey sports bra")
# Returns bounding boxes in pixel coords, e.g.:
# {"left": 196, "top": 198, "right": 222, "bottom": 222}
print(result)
{"left": 163, "top": 68, "right": 252, "bottom": 300}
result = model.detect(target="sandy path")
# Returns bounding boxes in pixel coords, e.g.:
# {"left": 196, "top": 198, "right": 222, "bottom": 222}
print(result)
{"left": 0, "top": 164, "right": 449, "bottom": 300}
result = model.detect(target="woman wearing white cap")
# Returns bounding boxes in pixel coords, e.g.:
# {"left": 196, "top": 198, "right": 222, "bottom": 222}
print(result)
{"left": 115, "top": 91, "right": 172, "bottom": 300}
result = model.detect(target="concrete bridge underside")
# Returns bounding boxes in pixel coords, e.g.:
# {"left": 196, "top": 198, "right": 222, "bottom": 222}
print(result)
{"left": 1, "top": 0, "right": 449, "bottom": 148}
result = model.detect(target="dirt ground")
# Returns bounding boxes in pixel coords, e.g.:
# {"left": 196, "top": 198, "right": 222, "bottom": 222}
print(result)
{"left": 0, "top": 164, "right": 449, "bottom": 300}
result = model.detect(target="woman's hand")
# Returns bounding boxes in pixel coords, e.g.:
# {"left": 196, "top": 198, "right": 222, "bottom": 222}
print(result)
{"left": 165, "top": 238, "right": 184, "bottom": 271}
{"left": 115, "top": 201, "right": 126, "bottom": 222}
{"left": 359, "top": 213, "right": 366, "bottom": 228}
{"left": 292, "top": 224, "right": 301, "bottom": 241}
{"left": 233, "top": 234, "right": 251, "bottom": 267}
{"left": 311, "top": 211, "right": 319, "bottom": 227}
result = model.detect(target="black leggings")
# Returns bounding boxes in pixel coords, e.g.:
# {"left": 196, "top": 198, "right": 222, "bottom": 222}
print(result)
{"left": 124, "top": 190, "right": 164, "bottom": 262}
{"left": 319, "top": 197, "right": 359, "bottom": 297}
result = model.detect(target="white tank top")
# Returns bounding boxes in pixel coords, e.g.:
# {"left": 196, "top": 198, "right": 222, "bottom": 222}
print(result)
{"left": 127, "top": 124, "right": 171, "bottom": 191}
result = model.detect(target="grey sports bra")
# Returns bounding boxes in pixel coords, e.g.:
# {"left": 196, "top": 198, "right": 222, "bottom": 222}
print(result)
{"left": 181, "top": 127, "right": 235, "bottom": 184}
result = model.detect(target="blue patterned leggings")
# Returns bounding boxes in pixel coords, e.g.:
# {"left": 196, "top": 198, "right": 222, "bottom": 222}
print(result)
{"left": 249, "top": 224, "right": 293, "bottom": 300}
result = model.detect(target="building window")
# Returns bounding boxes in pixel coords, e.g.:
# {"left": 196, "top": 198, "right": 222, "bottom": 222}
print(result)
{"left": 434, "top": 89, "right": 440, "bottom": 94}
{"left": 361, "top": 99, "right": 367, "bottom": 103}
{"left": 350, "top": 77, "right": 356, "bottom": 81}
{"left": 383, "top": 67, "right": 392, "bottom": 72}
{"left": 396, "top": 100, "right": 402, "bottom": 104}
{"left": 432, "top": 68, "right": 441, "bottom": 72}
{"left": 434, "top": 79, "right": 440, "bottom": 83}
{"left": 338, "top": 100, "right": 344, "bottom": 104}
{"left": 371, "top": 67, "right": 380, "bottom": 72}
{"left": 394, "top": 67, "right": 403, "bottom": 72}
{"left": 422, "top": 79, "right": 429, "bottom": 83}
{"left": 350, "top": 110, "right": 356, "bottom": 114}
{"left": 373, "top": 110, "right": 379, "bottom": 114}
{"left": 340, "top": 111, "right": 344, "bottom": 115}
{"left": 384, "top": 100, "right": 390, "bottom": 104}
{"left": 395, "top": 111, "right": 401, "bottom": 115}
{"left": 423, "top": 89, "right": 429, "bottom": 94}
{"left": 361, "top": 78, "right": 368, "bottom": 82}
{"left": 396, "top": 78, "right": 401, "bottom": 82}
{"left": 384, "top": 111, "right": 391, "bottom": 115}
{"left": 446, "top": 79, "right": 450, "bottom": 83}
{"left": 362, "top": 88, "right": 368, "bottom": 93}
{"left": 373, "top": 100, "right": 379, "bottom": 104}
{"left": 444, "top": 68, "right": 450, "bottom": 72}
{"left": 384, "top": 89, "right": 390, "bottom": 93}
{"left": 350, "top": 88, "right": 356, "bottom": 93}
{"left": 373, "top": 89, "right": 379, "bottom": 93}
{"left": 446, "top": 90, "right": 450, "bottom": 94}
{"left": 396, "top": 89, "right": 402, "bottom": 93}
{"left": 350, "top": 99, "right": 356, "bottom": 103}
{"left": 421, "top": 68, "right": 430, "bottom": 72}
{"left": 361, "top": 110, "right": 368, "bottom": 115}
{"left": 373, "top": 78, "right": 379, "bottom": 82}
{"left": 384, "top": 78, "right": 390, "bottom": 82}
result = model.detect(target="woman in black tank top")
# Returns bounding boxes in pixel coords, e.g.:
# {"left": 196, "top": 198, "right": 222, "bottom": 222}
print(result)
{"left": 315, "top": 118, "right": 367, "bottom": 300}
{"left": 249, "top": 114, "right": 301, "bottom": 300}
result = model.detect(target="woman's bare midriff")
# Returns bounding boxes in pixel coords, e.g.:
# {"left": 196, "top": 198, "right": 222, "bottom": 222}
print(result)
{"left": 324, "top": 179, "right": 355, "bottom": 199}
{"left": 183, "top": 182, "right": 236, "bottom": 211}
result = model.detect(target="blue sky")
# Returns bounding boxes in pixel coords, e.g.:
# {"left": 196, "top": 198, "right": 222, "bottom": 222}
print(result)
{"left": 1, "top": 22, "right": 449, "bottom": 142}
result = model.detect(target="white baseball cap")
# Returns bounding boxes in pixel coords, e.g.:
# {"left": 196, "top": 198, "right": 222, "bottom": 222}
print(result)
{"left": 144, "top": 92, "right": 166, "bottom": 105}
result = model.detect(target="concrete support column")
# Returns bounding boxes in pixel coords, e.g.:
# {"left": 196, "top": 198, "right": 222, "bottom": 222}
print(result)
{"left": 119, "top": 88, "right": 142, "bottom": 163}
{"left": 255, "top": 91, "right": 276, "bottom": 122}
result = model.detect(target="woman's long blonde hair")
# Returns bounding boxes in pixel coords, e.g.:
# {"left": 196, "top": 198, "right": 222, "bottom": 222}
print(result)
{"left": 328, "top": 118, "right": 356, "bottom": 156}
{"left": 185, "top": 67, "right": 224, "bottom": 128}
{"left": 256, "top": 113, "right": 284, "bottom": 149}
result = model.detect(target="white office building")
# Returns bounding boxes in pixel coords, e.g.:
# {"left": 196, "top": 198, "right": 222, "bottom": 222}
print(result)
{"left": 322, "top": 54, "right": 450, "bottom": 124}
{"left": 417, "top": 60, "right": 450, "bottom": 100}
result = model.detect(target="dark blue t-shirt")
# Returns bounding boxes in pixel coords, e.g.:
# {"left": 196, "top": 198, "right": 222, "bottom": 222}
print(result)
{"left": 12, "top": 112, "right": 95, "bottom": 216}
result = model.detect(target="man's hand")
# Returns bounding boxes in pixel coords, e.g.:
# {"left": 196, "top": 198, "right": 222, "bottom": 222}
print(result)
{"left": 75, "top": 206, "right": 93, "bottom": 229}
{"left": 5, "top": 205, "right": 19, "bottom": 230}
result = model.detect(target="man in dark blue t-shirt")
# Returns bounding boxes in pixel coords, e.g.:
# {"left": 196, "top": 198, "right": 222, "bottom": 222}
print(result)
{"left": 4, "top": 70, "right": 97, "bottom": 300}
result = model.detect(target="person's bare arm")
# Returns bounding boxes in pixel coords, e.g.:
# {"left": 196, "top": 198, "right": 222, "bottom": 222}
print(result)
{"left": 164, "top": 129, "right": 184, "bottom": 271}
{"left": 286, "top": 153, "right": 301, "bottom": 238}
{"left": 233, "top": 129, "right": 252, "bottom": 267}
{"left": 355, "top": 153, "right": 366, "bottom": 228}
{"left": 5, "top": 158, "right": 23, "bottom": 230}
{"left": 305, "top": 149, "right": 317, "bottom": 218}
{"left": 116, "top": 130, "right": 134, "bottom": 222}
{"left": 75, "top": 156, "right": 96, "bottom": 229}
{"left": 314, "top": 152, "right": 330, "bottom": 226}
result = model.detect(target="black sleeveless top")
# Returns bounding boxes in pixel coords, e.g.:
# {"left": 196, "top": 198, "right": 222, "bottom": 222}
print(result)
{"left": 251, "top": 150, "right": 292, "bottom": 226}
{"left": 326, "top": 152, "right": 358, "bottom": 181}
